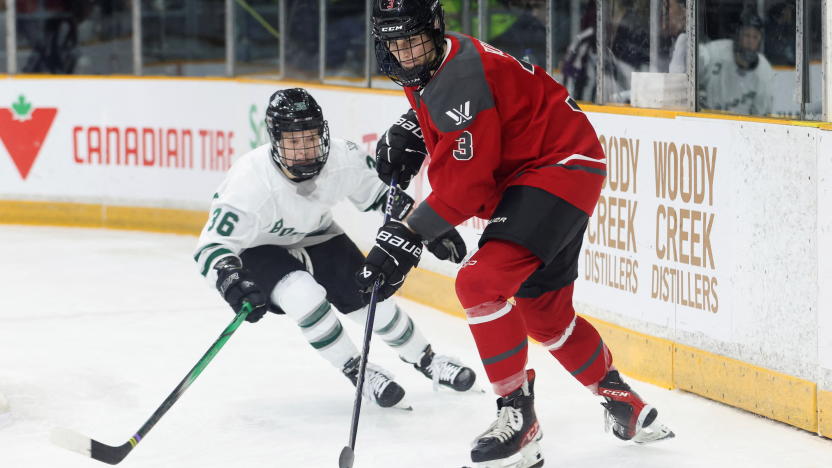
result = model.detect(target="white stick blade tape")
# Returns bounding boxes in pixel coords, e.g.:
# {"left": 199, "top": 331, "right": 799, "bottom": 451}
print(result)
{"left": 50, "top": 427, "right": 93, "bottom": 457}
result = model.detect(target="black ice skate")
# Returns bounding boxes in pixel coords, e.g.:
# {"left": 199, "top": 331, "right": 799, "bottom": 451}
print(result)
{"left": 342, "top": 357, "right": 407, "bottom": 409}
{"left": 414, "top": 345, "right": 477, "bottom": 392}
{"left": 598, "top": 370, "right": 675, "bottom": 444}
{"left": 470, "top": 369, "right": 543, "bottom": 468}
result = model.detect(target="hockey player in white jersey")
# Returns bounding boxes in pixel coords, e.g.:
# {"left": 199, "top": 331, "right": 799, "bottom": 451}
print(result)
{"left": 194, "top": 88, "right": 476, "bottom": 409}
{"left": 695, "top": 11, "right": 773, "bottom": 116}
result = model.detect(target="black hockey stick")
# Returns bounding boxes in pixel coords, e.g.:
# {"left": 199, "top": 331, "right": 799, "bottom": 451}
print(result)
{"left": 50, "top": 302, "right": 253, "bottom": 465}
{"left": 339, "top": 175, "right": 400, "bottom": 468}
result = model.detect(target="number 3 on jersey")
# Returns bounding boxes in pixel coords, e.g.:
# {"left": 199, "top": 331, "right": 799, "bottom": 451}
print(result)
{"left": 453, "top": 131, "right": 474, "bottom": 161}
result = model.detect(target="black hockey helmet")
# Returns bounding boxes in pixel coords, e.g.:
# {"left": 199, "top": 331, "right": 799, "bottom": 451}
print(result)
{"left": 265, "top": 88, "right": 330, "bottom": 181}
{"left": 733, "top": 9, "right": 764, "bottom": 69}
{"left": 372, "top": 0, "right": 446, "bottom": 88}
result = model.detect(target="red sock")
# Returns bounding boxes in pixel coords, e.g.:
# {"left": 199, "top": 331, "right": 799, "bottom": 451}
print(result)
{"left": 466, "top": 300, "right": 529, "bottom": 396}
{"left": 517, "top": 285, "right": 612, "bottom": 387}
{"left": 456, "top": 241, "right": 541, "bottom": 396}
{"left": 549, "top": 316, "right": 611, "bottom": 386}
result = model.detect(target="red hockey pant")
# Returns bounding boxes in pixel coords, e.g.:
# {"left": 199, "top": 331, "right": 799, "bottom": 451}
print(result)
{"left": 456, "top": 240, "right": 612, "bottom": 396}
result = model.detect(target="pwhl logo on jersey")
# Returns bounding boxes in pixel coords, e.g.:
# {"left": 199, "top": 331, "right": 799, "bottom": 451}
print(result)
{"left": 0, "top": 95, "right": 58, "bottom": 180}
{"left": 445, "top": 101, "right": 472, "bottom": 126}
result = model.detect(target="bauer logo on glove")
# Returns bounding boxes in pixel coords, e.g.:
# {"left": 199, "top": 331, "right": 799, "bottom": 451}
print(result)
{"left": 377, "top": 229, "right": 422, "bottom": 256}
{"left": 356, "top": 220, "right": 423, "bottom": 301}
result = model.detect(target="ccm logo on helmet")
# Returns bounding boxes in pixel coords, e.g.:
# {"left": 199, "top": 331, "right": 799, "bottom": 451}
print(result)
{"left": 381, "top": 25, "right": 404, "bottom": 32}
{"left": 377, "top": 231, "right": 423, "bottom": 256}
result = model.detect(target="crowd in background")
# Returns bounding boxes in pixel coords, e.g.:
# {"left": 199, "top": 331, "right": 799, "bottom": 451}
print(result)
{"left": 0, "top": 0, "right": 823, "bottom": 119}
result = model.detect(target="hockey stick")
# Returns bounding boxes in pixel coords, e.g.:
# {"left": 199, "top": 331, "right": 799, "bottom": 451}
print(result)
{"left": 50, "top": 302, "right": 253, "bottom": 465}
{"left": 339, "top": 175, "right": 399, "bottom": 468}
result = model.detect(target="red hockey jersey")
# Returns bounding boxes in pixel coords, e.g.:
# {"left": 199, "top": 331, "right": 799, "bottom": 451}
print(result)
{"left": 405, "top": 32, "right": 606, "bottom": 235}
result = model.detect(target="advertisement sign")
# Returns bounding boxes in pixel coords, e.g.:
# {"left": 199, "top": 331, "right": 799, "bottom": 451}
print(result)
{"left": 572, "top": 114, "right": 735, "bottom": 340}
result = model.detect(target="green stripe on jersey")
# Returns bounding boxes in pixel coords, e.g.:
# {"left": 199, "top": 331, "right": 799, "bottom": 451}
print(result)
{"left": 194, "top": 243, "right": 222, "bottom": 261}
{"left": 200, "top": 248, "right": 233, "bottom": 276}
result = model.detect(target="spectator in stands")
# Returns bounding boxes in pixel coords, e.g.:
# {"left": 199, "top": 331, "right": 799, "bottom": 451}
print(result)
{"left": 562, "top": 0, "right": 651, "bottom": 104}
{"left": 325, "top": 0, "right": 366, "bottom": 76}
{"left": 561, "top": 3, "right": 597, "bottom": 101}
{"left": 608, "top": 0, "right": 650, "bottom": 73}
{"left": 697, "top": 10, "right": 774, "bottom": 116}
{"left": 487, "top": 0, "right": 547, "bottom": 66}
{"left": 17, "top": 0, "right": 88, "bottom": 74}
{"left": 667, "top": 0, "right": 687, "bottom": 73}
{"left": 765, "top": 1, "right": 795, "bottom": 66}
{"left": 443, "top": 0, "right": 547, "bottom": 66}
{"left": 283, "top": 0, "right": 319, "bottom": 79}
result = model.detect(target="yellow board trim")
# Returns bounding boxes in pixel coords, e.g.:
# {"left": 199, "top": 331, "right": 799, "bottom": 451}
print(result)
{"left": 581, "top": 315, "right": 674, "bottom": 390}
{"left": 673, "top": 344, "right": 818, "bottom": 432}
{"left": 0, "top": 200, "right": 205, "bottom": 235}
{"left": 820, "top": 390, "right": 832, "bottom": 438}
{"left": 1, "top": 200, "right": 830, "bottom": 439}
{"left": 399, "top": 266, "right": 466, "bottom": 320}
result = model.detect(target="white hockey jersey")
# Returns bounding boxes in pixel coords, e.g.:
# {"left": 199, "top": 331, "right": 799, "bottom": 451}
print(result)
{"left": 194, "top": 138, "right": 387, "bottom": 286}
{"left": 698, "top": 38, "right": 774, "bottom": 116}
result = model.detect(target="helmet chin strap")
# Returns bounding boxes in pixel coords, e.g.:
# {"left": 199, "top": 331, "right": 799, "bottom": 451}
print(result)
{"left": 279, "top": 164, "right": 316, "bottom": 182}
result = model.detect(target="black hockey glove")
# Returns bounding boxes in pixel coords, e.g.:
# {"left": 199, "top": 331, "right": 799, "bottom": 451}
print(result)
{"left": 214, "top": 257, "right": 268, "bottom": 323}
{"left": 386, "top": 188, "right": 415, "bottom": 221}
{"left": 376, "top": 109, "right": 427, "bottom": 190}
{"left": 426, "top": 228, "right": 467, "bottom": 263}
{"left": 356, "top": 220, "right": 423, "bottom": 302}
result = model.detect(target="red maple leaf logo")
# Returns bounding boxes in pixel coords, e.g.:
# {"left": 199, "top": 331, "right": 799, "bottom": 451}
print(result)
{"left": 0, "top": 95, "right": 58, "bottom": 180}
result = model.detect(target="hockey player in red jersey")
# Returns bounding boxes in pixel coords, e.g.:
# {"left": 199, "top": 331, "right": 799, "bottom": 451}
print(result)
{"left": 355, "top": 1, "right": 674, "bottom": 466}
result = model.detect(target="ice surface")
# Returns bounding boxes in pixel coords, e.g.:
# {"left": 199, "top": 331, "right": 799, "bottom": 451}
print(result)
{"left": 0, "top": 225, "right": 830, "bottom": 467}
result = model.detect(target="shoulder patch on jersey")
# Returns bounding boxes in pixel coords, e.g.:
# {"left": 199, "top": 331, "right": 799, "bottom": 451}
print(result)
{"left": 423, "top": 32, "right": 495, "bottom": 133}
{"left": 345, "top": 140, "right": 359, "bottom": 151}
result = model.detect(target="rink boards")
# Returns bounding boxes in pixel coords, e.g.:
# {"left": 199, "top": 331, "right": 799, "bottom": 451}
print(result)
{"left": 0, "top": 75, "right": 830, "bottom": 439}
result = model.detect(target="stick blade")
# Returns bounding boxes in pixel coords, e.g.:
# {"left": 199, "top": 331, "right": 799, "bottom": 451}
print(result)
{"left": 50, "top": 427, "right": 132, "bottom": 465}
{"left": 50, "top": 427, "right": 92, "bottom": 457}
{"left": 338, "top": 446, "right": 355, "bottom": 468}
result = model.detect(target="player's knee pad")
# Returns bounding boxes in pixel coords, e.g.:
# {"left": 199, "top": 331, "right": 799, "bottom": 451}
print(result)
{"left": 455, "top": 260, "right": 510, "bottom": 309}
{"left": 533, "top": 314, "right": 577, "bottom": 351}
{"left": 271, "top": 270, "right": 329, "bottom": 321}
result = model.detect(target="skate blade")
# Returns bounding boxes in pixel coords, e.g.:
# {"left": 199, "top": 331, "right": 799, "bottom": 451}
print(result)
{"left": 470, "top": 434, "right": 544, "bottom": 468}
{"left": 467, "top": 383, "right": 487, "bottom": 394}
{"left": 434, "top": 382, "right": 486, "bottom": 394}
{"left": 633, "top": 420, "right": 675, "bottom": 444}
{"left": 387, "top": 396, "right": 413, "bottom": 411}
